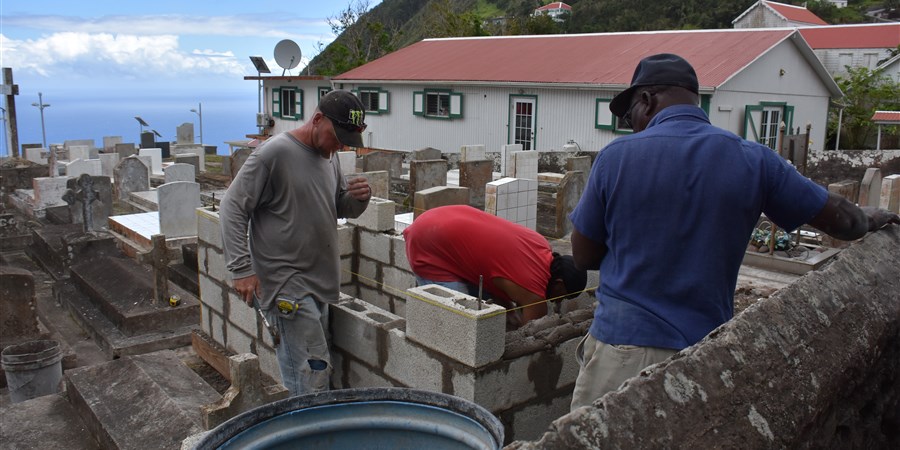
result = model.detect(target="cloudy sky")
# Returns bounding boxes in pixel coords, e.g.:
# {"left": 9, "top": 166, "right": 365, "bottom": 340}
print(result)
{"left": 0, "top": 0, "right": 380, "bottom": 153}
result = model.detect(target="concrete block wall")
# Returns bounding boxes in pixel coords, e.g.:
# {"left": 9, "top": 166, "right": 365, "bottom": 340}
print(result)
{"left": 330, "top": 292, "right": 595, "bottom": 443}
{"left": 195, "top": 207, "right": 281, "bottom": 384}
{"left": 353, "top": 224, "right": 414, "bottom": 317}
{"left": 509, "top": 227, "right": 900, "bottom": 449}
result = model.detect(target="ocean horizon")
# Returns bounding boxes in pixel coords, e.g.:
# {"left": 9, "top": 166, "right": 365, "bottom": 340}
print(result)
{"left": 3, "top": 89, "right": 261, "bottom": 157}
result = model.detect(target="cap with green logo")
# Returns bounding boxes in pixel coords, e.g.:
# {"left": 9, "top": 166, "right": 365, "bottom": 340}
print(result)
{"left": 319, "top": 90, "right": 368, "bottom": 148}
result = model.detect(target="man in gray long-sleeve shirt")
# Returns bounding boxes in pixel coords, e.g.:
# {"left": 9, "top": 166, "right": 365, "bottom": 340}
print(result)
{"left": 219, "top": 90, "right": 370, "bottom": 395}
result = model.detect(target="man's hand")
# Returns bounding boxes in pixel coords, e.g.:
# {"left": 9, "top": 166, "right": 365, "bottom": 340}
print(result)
{"left": 346, "top": 176, "right": 371, "bottom": 201}
{"left": 861, "top": 206, "right": 900, "bottom": 232}
{"left": 232, "top": 274, "right": 261, "bottom": 306}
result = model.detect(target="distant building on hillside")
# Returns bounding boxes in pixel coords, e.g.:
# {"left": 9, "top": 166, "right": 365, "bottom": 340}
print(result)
{"left": 798, "top": 23, "right": 900, "bottom": 77}
{"left": 733, "top": 1, "right": 827, "bottom": 28}
{"left": 827, "top": 0, "right": 847, "bottom": 8}
{"left": 533, "top": 2, "right": 571, "bottom": 23}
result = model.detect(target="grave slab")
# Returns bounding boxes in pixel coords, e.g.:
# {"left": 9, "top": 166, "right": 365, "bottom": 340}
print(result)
{"left": 881, "top": 174, "right": 899, "bottom": 213}
{"left": 65, "top": 350, "right": 221, "bottom": 450}
{"left": 158, "top": 181, "right": 201, "bottom": 238}
{"left": 409, "top": 159, "right": 448, "bottom": 193}
{"left": 165, "top": 163, "right": 196, "bottom": 183}
{"left": 858, "top": 168, "right": 882, "bottom": 207}
{"left": 412, "top": 147, "right": 442, "bottom": 161}
{"left": 0, "top": 394, "right": 100, "bottom": 450}
{"left": 413, "top": 186, "right": 470, "bottom": 219}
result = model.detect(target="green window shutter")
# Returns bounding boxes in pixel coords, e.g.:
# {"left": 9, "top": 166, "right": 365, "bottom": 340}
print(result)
{"left": 449, "top": 92, "right": 463, "bottom": 118}
{"left": 413, "top": 91, "right": 424, "bottom": 116}
{"left": 595, "top": 99, "right": 614, "bottom": 130}
{"left": 296, "top": 89, "right": 304, "bottom": 120}
{"left": 744, "top": 104, "right": 763, "bottom": 141}
{"left": 379, "top": 91, "right": 389, "bottom": 113}
{"left": 784, "top": 105, "right": 794, "bottom": 133}
{"left": 700, "top": 95, "right": 711, "bottom": 115}
{"left": 272, "top": 88, "right": 281, "bottom": 118}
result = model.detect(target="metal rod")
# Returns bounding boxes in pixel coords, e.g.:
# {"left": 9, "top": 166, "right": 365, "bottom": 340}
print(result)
{"left": 477, "top": 275, "right": 483, "bottom": 310}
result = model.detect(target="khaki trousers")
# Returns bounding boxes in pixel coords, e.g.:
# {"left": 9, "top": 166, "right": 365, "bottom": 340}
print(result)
{"left": 570, "top": 333, "right": 676, "bottom": 411}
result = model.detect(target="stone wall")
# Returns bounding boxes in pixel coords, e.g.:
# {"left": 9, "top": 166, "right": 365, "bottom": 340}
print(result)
{"left": 509, "top": 227, "right": 900, "bottom": 449}
{"left": 807, "top": 150, "right": 900, "bottom": 187}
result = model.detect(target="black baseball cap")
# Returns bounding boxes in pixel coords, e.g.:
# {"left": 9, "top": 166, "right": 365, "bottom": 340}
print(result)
{"left": 319, "top": 90, "right": 367, "bottom": 148}
{"left": 609, "top": 53, "right": 699, "bottom": 117}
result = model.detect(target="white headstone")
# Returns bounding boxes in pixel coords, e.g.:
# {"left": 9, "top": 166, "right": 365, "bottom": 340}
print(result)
{"left": 99, "top": 153, "right": 120, "bottom": 179}
{"left": 511, "top": 150, "right": 538, "bottom": 181}
{"left": 25, "top": 147, "right": 48, "bottom": 164}
{"left": 337, "top": 151, "right": 357, "bottom": 174}
{"left": 66, "top": 158, "right": 102, "bottom": 178}
{"left": 68, "top": 145, "right": 91, "bottom": 162}
{"left": 176, "top": 123, "right": 195, "bottom": 145}
{"left": 158, "top": 181, "right": 201, "bottom": 238}
{"left": 164, "top": 163, "right": 195, "bottom": 183}
{"left": 32, "top": 177, "right": 71, "bottom": 210}
{"left": 103, "top": 136, "right": 123, "bottom": 152}
{"left": 460, "top": 145, "right": 486, "bottom": 162}
{"left": 501, "top": 144, "right": 522, "bottom": 177}
{"left": 171, "top": 145, "right": 205, "bottom": 172}
{"left": 139, "top": 148, "right": 163, "bottom": 175}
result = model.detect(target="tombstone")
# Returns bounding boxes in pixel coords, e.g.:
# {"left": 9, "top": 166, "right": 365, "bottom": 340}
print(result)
{"left": 511, "top": 150, "right": 539, "bottom": 181}
{"left": 362, "top": 151, "right": 403, "bottom": 180}
{"left": 99, "top": 153, "right": 120, "bottom": 179}
{"left": 140, "top": 234, "right": 171, "bottom": 307}
{"left": 164, "top": 163, "right": 195, "bottom": 183}
{"left": 230, "top": 148, "right": 253, "bottom": 180}
{"left": 67, "top": 145, "right": 90, "bottom": 161}
{"left": 114, "top": 156, "right": 150, "bottom": 201}
{"left": 157, "top": 141, "right": 171, "bottom": 159}
{"left": 881, "top": 174, "right": 900, "bottom": 213}
{"left": 62, "top": 174, "right": 110, "bottom": 232}
{"left": 337, "top": 151, "right": 357, "bottom": 174}
{"left": 139, "top": 148, "right": 163, "bottom": 175}
{"left": 357, "top": 170, "right": 389, "bottom": 200}
{"left": 171, "top": 145, "right": 206, "bottom": 172}
{"left": 0, "top": 267, "right": 41, "bottom": 340}
{"left": 115, "top": 143, "right": 137, "bottom": 159}
{"left": 140, "top": 131, "right": 156, "bottom": 149}
{"left": 566, "top": 156, "right": 592, "bottom": 175}
{"left": 174, "top": 153, "right": 201, "bottom": 177}
{"left": 459, "top": 160, "right": 493, "bottom": 209}
{"left": 555, "top": 171, "right": 587, "bottom": 237}
{"left": 412, "top": 147, "right": 442, "bottom": 161}
{"left": 65, "top": 139, "right": 94, "bottom": 150}
{"left": 409, "top": 159, "right": 448, "bottom": 194}
{"left": 24, "top": 147, "right": 48, "bottom": 164}
{"left": 65, "top": 158, "right": 102, "bottom": 178}
{"left": 485, "top": 177, "right": 538, "bottom": 230}
{"left": 47, "top": 145, "right": 61, "bottom": 177}
{"left": 858, "top": 168, "right": 882, "bottom": 207}
{"left": 460, "top": 145, "right": 486, "bottom": 162}
{"left": 158, "top": 181, "right": 201, "bottom": 238}
{"left": 413, "top": 186, "right": 470, "bottom": 219}
{"left": 501, "top": 144, "right": 523, "bottom": 177}
{"left": 103, "top": 136, "right": 123, "bottom": 152}
{"left": 176, "top": 122, "right": 195, "bottom": 145}
{"left": 32, "top": 177, "right": 70, "bottom": 211}
{"left": 823, "top": 180, "right": 860, "bottom": 249}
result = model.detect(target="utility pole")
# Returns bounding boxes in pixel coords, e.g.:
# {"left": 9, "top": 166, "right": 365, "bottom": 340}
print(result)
{"left": 2, "top": 68, "right": 20, "bottom": 158}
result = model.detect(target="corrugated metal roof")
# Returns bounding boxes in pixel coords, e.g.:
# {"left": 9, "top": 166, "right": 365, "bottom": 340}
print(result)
{"left": 535, "top": 2, "right": 571, "bottom": 12}
{"left": 871, "top": 111, "right": 900, "bottom": 124}
{"left": 799, "top": 23, "right": 900, "bottom": 49}
{"left": 335, "top": 29, "right": 795, "bottom": 90}
{"left": 765, "top": 1, "right": 827, "bottom": 25}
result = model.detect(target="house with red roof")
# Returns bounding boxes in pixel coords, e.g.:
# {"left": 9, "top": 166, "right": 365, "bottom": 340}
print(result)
{"left": 533, "top": 2, "right": 572, "bottom": 23}
{"left": 733, "top": 1, "right": 828, "bottom": 28}
{"left": 312, "top": 28, "right": 839, "bottom": 155}
{"left": 798, "top": 23, "right": 900, "bottom": 77}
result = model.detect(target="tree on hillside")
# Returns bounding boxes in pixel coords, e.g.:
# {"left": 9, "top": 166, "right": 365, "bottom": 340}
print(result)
{"left": 315, "top": 0, "right": 403, "bottom": 75}
{"left": 829, "top": 66, "right": 900, "bottom": 149}
{"left": 422, "top": 0, "right": 489, "bottom": 39}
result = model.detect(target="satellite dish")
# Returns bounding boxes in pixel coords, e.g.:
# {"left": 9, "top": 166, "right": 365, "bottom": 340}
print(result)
{"left": 274, "top": 39, "right": 302, "bottom": 71}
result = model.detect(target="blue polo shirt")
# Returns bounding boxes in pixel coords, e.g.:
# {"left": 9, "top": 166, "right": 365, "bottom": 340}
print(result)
{"left": 569, "top": 105, "right": 827, "bottom": 350}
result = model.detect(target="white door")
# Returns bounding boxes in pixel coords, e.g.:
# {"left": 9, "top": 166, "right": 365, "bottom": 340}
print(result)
{"left": 510, "top": 97, "right": 536, "bottom": 150}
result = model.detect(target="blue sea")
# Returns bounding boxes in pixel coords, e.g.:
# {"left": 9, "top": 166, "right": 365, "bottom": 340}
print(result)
{"left": 4, "top": 89, "right": 259, "bottom": 156}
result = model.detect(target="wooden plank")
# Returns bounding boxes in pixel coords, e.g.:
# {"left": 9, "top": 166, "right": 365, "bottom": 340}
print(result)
{"left": 191, "top": 329, "right": 232, "bottom": 382}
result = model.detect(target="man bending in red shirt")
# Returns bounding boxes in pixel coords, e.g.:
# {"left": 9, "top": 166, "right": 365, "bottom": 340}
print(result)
{"left": 403, "top": 205, "right": 587, "bottom": 328}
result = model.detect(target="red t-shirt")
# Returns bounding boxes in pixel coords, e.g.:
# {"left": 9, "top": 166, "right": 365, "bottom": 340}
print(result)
{"left": 403, "top": 205, "right": 552, "bottom": 303}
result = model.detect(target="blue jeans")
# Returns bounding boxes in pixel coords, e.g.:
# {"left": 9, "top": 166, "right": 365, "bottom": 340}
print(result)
{"left": 267, "top": 295, "right": 331, "bottom": 397}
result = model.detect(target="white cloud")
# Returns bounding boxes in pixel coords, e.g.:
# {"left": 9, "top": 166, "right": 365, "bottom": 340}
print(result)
{"left": 1, "top": 32, "right": 247, "bottom": 80}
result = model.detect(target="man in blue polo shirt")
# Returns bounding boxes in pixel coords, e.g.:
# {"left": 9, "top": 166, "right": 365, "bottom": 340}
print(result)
{"left": 568, "top": 53, "right": 899, "bottom": 410}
